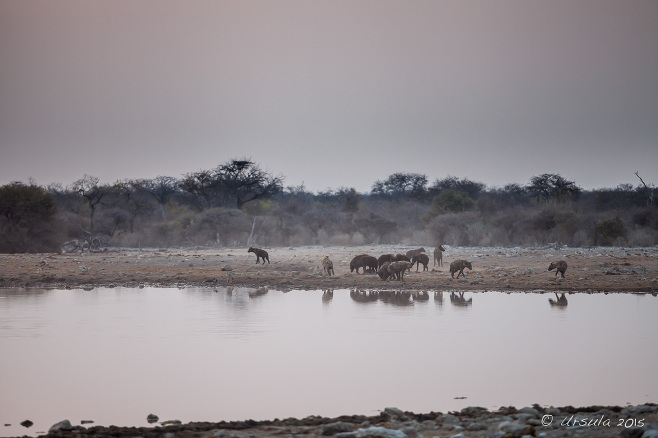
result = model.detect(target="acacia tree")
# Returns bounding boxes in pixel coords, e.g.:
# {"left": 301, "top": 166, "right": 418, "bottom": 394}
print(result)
{"left": 179, "top": 169, "right": 217, "bottom": 211}
{"left": 528, "top": 174, "right": 580, "bottom": 203}
{"left": 430, "top": 176, "right": 485, "bottom": 199}
{"left": 214, "top": 159, "right": 283, "bottom": 210}
{"left": 371, "top": 172, "right": 428, "bottom": 199}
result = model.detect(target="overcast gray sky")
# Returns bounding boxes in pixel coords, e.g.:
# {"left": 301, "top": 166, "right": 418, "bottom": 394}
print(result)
{"left": 1, "top": 0, "right": 657, "bottom": 193}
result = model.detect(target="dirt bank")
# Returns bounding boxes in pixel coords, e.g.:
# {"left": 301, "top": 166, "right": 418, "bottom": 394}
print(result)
{"left": 1, "top": 245, "right": 657, "bottom": 293}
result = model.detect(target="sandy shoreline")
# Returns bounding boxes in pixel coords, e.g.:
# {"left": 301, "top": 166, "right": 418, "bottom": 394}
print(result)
{"left": 1, "top": 245, "right": 657, "bottom": 293}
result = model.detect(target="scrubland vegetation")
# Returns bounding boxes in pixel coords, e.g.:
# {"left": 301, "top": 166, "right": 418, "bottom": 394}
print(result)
{"left": 1, "top": 159, "right": 656, "bottom": 253}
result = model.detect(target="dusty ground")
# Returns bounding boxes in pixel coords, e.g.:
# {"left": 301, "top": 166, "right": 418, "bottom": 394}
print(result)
{"left": 2, "top": 245, "right": 658, "bottom": 437}
{"left": 1, "top": 244, "right": 657, "bottom": 293}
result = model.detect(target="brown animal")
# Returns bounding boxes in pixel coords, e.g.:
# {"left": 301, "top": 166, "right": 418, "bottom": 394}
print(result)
{"left": 321, "top": 255, "right": 334, "bottom": 276}
{"left": 411, "top": 253, "right": 430, "bottom": 272}
{"left": 248, "top": 247, "right": 269, "bottom": 264}
{"left": 449, "top": 259, "right": 472, "bottom": 278}
{"left": 405, "top": 247, "right": 426, "bottom": 259}
{"left": 433, "top": 245, "right": 446, "bottom": 266}
{"left": 377, "top": 254, "right": 395, "bottom": 269}
{"left": 377, "top": 261, "right": 392, "bottom": 280}
{"left": 548, "top": 260, "right": 568, "bottom": 278}
{"left": 350, "top": 254, "right": 370, "bottom": 274}
{"left": 362, "top": 255, "right": 378, "bottom": 273}
{"left": 387, "top": 261, "right": 414, "bottom": 281}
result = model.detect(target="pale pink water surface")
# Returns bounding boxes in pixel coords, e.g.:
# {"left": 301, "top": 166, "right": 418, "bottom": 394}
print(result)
{"left": 1, "top": 288, "right": 657, "bottom": 437}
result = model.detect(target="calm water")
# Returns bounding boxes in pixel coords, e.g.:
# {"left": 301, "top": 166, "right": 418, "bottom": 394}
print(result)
{"left": 1, "top": 287, "right": 657, "bottom": 436}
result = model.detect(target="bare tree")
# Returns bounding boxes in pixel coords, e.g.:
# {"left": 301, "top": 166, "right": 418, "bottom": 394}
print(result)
{"left": 70, "top": 175, "right": 107, "bottom": 233}
{"left": 635, "top": 171, "right": 655, "bottom": 206}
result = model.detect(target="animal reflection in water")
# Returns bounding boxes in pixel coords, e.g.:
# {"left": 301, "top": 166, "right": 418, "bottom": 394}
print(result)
{"left": 450, "top": 292, "right": 473, "bottom": 307}
{"left": 322, "top": 289, "right": 334, "bottom": 303}
{"left": 548, "top": 292, "right": 568, "bottom": 308}
{"left": 412, "top": 291, "right": 430, "bottom": 301}
{"left": 349, "top": 289, "right": 413, "bottom": 306}
{"left": 434, "top": 291, "right": 444, "bottom": 305}
{"left": 248, "top": 287, "right": 268, "bottom": 298}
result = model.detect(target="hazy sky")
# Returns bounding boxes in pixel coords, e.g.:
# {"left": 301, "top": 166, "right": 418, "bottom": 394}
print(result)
{"left": 1, "top": 0, "right": 657, "bottom": 193}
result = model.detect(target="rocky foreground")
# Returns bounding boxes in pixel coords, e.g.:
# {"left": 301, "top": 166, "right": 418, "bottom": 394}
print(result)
{"left": 20, "top": 404, "right": 658, "bottom": 438}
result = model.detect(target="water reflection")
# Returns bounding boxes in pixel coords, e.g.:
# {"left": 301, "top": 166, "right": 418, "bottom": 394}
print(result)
{"left": 350, "top": 288, "right": 378, "bottom": 303}
{"left": 248, "top": 287, "right": 268, "bottom": 298}
{"left": 412, "top": 291, "right": 430, "bottom": 302}
{"left": 450, "top": 291, "right": 473, "bottom": 308}
{"left": 322, "top": 289, "right": 334, "bottom": 303}
{"left": 2, "top": 287, "right": 658, "bottom": 438}
{"left": 378, "top": 290, "right": 412, "bottom": 306}
{"left": 348, "top": 289, "right": 415, "bottom": 306}
{"left": 548, "top": 292, "right": 569, "bottom": 308}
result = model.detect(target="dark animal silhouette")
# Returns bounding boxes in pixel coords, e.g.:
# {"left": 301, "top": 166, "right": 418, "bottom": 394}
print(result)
{"left": 362, "top": 255, "right": 379, "bottom": 273}
{"left": 433, "top": 245, "right": 446, "bottom": 266}
{"left": 406, "top": 247, "right": 426, "bottom": 259}
{"left": 411, "top": 253, "right": 430, "bottom": 272}
{"left": 248, "top": 247, "right": 269, "bottom": 264}
{"left": 548, "top": 260, "right": 568, "bottom": 278}
{"left": 449, "top": 259, "right": 472, "bottom": 278}
{"left": 350, "top": 254, "right": 370, "bottom": 274}
{"left": 377, "top": 254, "right": 395, "bottom": 270}
{"left": 393, "top": 254, "right": 411, "bottom": 262}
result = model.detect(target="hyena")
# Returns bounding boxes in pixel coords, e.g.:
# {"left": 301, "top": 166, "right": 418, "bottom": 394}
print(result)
{"left": 378, "top": 261, "right": 392, "bottom": 281}
{"left": 449, "top": 259, "right": 472, "bottom": 278}
{"left": 362, "top": 255, "right": 379, "bottom": 273}
{"left": 349, "top": 254, "right": 369, "bottom": 274}
{"left": 321, "top": 255, "right": 334, "bottom": 276}
{"left": 433, "top": 245, "right": 446, "bottom": 266}
{"left": 548, "top": 260, "right": 568, "bottom": 278}
{"left": 405, "top": 247, "right": 426, "bottom": 259}
{"left": 248, "top": 247, "right": 269, "bottom": 264}
{"left": 387, "top": 261, "right": 414, "bottom": 281}
{"left": 377, "top": 254, "right": 395, "bottom": 270}
{"left": 411, "top": 253, "right": 430, "bottom": 272}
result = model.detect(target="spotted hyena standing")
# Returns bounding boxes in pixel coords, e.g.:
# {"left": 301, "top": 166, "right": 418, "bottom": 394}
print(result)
{"left": 449, "top": 259, "right": 472, "bottom": 278}
{"left": 322, "top": 255, "right": 334, "bottom": 276}
{"left": 248, "top": 247, "right": 269, "bottom": 264}
{"left": 433, "top": 245, "right": 446, "bottom": 266}
{"left": 411, "top": 254, "right": 430, "bottom": 272}
{"left": 548, "top": 260, "right": 567, "bottom": 278}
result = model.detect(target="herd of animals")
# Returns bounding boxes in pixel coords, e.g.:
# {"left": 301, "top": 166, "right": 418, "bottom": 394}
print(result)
{"left": 248, "top": 246, "right": 569, "bottom": 282}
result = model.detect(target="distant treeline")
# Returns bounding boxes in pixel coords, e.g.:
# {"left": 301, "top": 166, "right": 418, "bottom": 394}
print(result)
{"left": 1, "top": 159, "right": 656, "bottom": 253}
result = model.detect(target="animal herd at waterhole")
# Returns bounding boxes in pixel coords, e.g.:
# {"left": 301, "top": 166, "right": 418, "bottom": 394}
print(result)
{"left": 248, "top": 245, "right": 568, "bottom": 282}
